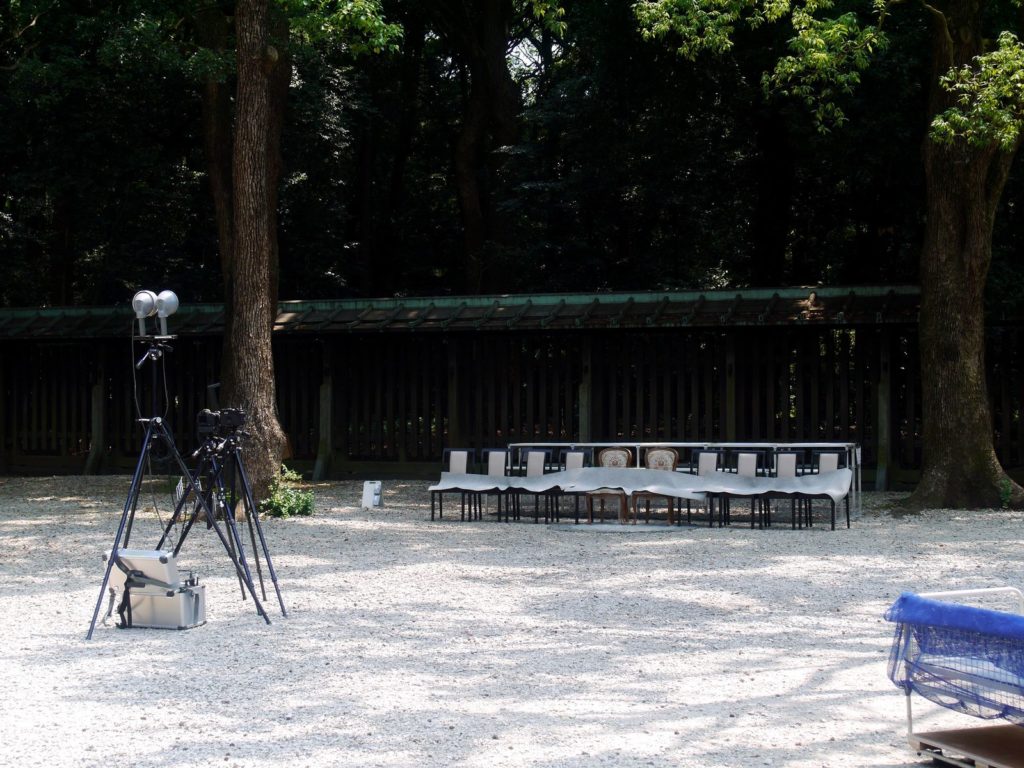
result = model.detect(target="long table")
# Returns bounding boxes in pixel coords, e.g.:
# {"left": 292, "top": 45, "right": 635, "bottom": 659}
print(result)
{"left": 506, "top": 441, "right": 863, "bottom": 518}
{"left": 430, "top": 467, "right": 854, "bottom": 529}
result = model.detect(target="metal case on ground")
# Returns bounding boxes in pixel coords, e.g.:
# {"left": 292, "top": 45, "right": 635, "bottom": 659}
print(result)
{"left": 128, "top": 583, "right": 206, "bottom": 629}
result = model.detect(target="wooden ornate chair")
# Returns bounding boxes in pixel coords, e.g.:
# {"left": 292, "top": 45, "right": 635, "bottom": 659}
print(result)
{"left": 586, "top": 447, "right": 632, "bottom": 523}
{"left": 631, "top": 447, "right": 679, "bottom": 524}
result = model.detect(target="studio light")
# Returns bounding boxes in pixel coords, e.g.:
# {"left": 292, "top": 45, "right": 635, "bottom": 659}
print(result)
{"left": 132, "top": 289, "right": 179, "bottom": 336}
{"left": 156, "top": 290, "right": 179, "bottom": 336}
{"left": 132, "top": 290, "right": 158, "bottom": 335}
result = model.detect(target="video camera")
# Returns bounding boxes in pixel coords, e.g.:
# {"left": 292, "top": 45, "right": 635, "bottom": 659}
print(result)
{"left": 196, "top": 407, "right": 247, "bottom": 437}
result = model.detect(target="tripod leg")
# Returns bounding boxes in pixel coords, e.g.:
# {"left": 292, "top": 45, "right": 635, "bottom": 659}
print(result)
{"left": 156, "top": 460, "right": 207, "bottom": 551}
{"left": 86, "top": 422, "right": 155, "bottom": 640}
{"left": 230, "top": 453, "right": 267, "bottom": 601}
{"left": 211, "top": 457, "right": 248, "bottom": 601}
{"left": 234, "top": 450, "right": 287, "bottom": 617}
{"left": 156, "top": 422, "right": 270, "bottom": 623}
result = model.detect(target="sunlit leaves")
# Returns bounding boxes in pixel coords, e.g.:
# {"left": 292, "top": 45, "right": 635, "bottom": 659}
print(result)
{"left": 634, "top": 0, "right": 759, "bottom": 59}
{"left": 284, "top": 0, "right": 402, "bottom": 55}
{"left": 769, "top": 10, "right": 887, "bottom": 130}
{"left": 931, "top": 32, "right": 1024, "bottom": 151}
{"left": 635, "top": 0, "right": 890, "bottom": 129}
{"left": 528, "top": 0, "right": 568, "bottom": 37}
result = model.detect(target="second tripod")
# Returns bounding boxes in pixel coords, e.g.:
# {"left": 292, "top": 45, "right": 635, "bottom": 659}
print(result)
{"left": 157, "top": 409, "right": 287, "bottom": 618}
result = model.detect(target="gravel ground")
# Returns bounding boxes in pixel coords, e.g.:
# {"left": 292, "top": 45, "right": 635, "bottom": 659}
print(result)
{"left": 0, "top": 475, "right": 1022, "bottom": 768}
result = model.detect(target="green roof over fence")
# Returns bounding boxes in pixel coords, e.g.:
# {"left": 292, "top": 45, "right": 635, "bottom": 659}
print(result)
{"left": 0, "top": 286, "right": 921, "bottom": 339}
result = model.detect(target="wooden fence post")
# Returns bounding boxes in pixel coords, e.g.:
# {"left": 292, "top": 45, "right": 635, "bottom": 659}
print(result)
{"left": 725, "top": 334, "right": 737, "bottom": 441}
{"left": 0, "top": 353, "right": 6, "bottom": 473}
{"left": 875, "top": 331, "right": 892, "bottom": 490}
{"left": 84, "top": 359, "right": 106, "bottom": 475}
{"left": 313, "top": 344, "right": 333, "bottom": 480}
{"left": 578, "top": 336, "right": 592, "bottom": 441}
{"left": 446, "top": 340, "right": 463, "bottom": 448}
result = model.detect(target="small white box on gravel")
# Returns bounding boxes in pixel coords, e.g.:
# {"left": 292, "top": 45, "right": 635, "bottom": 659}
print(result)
{"left": 361, "top": 481, "right": 382, "bottom": 509}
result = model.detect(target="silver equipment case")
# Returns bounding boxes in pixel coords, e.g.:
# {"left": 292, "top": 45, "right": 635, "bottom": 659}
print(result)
{"left": 108, "top": 549, "right": 206, "bottom": 630}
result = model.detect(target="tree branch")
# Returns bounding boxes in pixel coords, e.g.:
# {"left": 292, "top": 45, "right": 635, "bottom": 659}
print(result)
{"left": 1, "top": 12, "right": 42, "bottom": 48}
{"left": 918, "top": 0, "right": 954, "bottom": 51}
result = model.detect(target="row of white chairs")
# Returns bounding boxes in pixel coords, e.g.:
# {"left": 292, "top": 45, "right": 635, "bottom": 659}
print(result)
{"left": 434, "top": 447, "right": 841, "bottom": 527}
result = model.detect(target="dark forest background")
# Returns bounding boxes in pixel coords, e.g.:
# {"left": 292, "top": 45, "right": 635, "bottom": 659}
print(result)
{"left": 2, "top": 0, "right": 1023, "bottom": 311}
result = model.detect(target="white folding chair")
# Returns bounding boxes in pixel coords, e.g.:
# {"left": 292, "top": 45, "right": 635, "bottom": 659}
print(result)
{"left": 558, "top": 450, "right": 587, "bottom": 523}
{"left": 818, "top": 453, "right": 840, "bottom": 474}
{"left": 484, "top": 450, "right": 509, "bottom": 521}
{"left": 730, "top": 451, "right": 764, "bottom": 528}
{"left": 772, "top": 452, "right": 807, "bottom": 529}
{"left": 520, "top": 450, "right": 551, "bottom": 523}
{"left": 694, "top": 451, "right": 719, "bottom": 525}
{"left": 431, "top": 449, "right": 474, "bottom": 521}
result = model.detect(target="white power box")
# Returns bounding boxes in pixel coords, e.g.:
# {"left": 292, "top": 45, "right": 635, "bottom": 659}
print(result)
{"left": 361, "top": 480, "right": 382, "bottom": 509}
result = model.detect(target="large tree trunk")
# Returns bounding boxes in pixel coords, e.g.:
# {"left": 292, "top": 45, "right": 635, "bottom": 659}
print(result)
{"left": 195, "top": 6, "right": 235, "bottom": 400}
{"left": 452, "top": 71, "right": 489, "bottom": 293}
{"left": 438, "top": 0, "right": 519, "bottom": 293}
{"left": 227, "top": 0, "right": 287, "bottom": 500}
{"left": 906, "top": 3, "right": 1024, "bottom": 509}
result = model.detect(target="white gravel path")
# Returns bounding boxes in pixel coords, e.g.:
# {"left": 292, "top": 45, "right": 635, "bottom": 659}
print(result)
{"left": 0, "top": 475, "right": 1021, "bottom": 768}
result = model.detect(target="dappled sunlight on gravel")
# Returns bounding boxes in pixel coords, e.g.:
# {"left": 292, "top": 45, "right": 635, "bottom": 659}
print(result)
{"left": 0, "top": 475, "right": 1021, "bottom": 767}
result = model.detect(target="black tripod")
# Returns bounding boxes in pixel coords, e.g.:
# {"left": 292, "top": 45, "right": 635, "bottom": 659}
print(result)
{"left": 85, "top": 338, "right": 276, "bottom": 640}
{"left": 156, "top": 417, "right": 286, "bottom": 618}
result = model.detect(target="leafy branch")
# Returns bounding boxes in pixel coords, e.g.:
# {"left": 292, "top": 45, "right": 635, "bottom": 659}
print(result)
{"left": 931, "top": 32, "right": 1024, "bottom": 151}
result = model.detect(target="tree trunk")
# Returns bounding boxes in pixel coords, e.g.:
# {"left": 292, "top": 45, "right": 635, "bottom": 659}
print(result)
{"left": 438, "top": 0, "right": 519, "bottom": 293}
{"left": 227, "top": 0, "right": 287, "bottom": 501}
{"left": 905, "top": 3, "right": 1024, "bottom": 509}
{"left": 195, "top": 6, "right": 235, "bottom": 400}
{"left": 453, "top": 71, "right": 489, "bottom": 293}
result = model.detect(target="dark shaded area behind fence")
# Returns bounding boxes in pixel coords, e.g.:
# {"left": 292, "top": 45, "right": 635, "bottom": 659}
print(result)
{"left": 1, "top": 292, "right": 1022, "bottom": 486}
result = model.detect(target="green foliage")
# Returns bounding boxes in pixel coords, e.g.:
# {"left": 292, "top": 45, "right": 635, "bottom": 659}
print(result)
{"left": 931, "top": 32, "right": 1024, "bottom": 151}
{"left": 286, "top": 0, "right": 403, "bottom": 54}
{"left": 769, "top": 9, "right": 887, "bottom": 130}
{"left": 528, "top": 0, "right": 569, "bottom": 36}
{"left": 635, "top": 0, "right": 753, "bottom": 59}
{"left": 261, "top": 465, "right": 315, "bottom": 518}
{"left": 635, "top": 0, "right": 887, "bottom": 130}
{"left": 0, "top": 0, "right": 989, "bottom": 304}
{"left": 999, "top": 476, "right": 1014, "bottom": 509}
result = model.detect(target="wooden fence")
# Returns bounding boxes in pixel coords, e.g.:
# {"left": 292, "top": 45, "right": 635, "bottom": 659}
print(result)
{"left": 1, "top": 324, "right": 1022, "bottom": 485}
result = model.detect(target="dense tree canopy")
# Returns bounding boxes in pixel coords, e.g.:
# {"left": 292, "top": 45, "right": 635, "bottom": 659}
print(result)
{"left": 8, "top": 0, "right": 1013, "bottom": 305}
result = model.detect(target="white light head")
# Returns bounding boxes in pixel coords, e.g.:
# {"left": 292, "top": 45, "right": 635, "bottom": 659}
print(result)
{"left": 156, "top": 290, "right": 179, "bottom": 335}
{"left": 132, "top": 290, "right": 158, "bottom": 319}
{"left": 132, "top": 290, "right": 158, "bottom": 335}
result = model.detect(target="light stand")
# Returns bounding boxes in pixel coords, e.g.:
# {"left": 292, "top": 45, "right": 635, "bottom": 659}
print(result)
{"left": 85, "top": 291, "right": 280, "bottom": 639}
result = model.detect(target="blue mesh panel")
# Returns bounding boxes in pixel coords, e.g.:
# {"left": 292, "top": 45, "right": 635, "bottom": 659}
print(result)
{"left": 886, "top": 593, "right": 1024, "bottom": 723}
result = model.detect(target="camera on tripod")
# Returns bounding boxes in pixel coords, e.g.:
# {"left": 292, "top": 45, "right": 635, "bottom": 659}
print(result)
{"left": 196, "top": 407, "right": 247, "bottom": 437}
